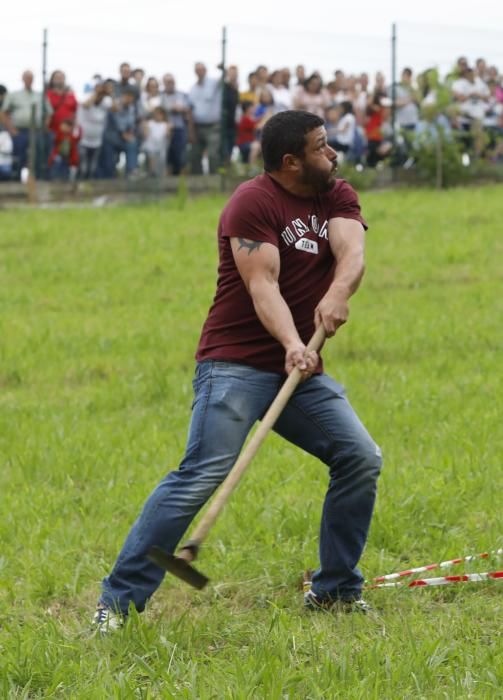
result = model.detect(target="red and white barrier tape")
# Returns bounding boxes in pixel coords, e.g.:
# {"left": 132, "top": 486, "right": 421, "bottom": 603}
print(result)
{"left": 367, "top": 570, "right": 503, "bottom": 589}
{"left": 372, "top": 548, "right": 503, "bottom": 583}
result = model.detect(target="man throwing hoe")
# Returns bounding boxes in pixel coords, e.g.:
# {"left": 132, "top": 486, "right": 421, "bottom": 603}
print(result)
{"left": 93, "top": 110, "right": 382, "bottom": 631}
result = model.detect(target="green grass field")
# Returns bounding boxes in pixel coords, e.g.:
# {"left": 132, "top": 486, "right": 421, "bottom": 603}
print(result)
{"left": 1, "top": 185, "right": 502, "bottom": 698}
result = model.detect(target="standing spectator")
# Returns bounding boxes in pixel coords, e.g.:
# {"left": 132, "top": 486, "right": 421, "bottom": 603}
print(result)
{"left": 77, "top": 80, "right": 114, "bottom": 178}
{"left": 330, "top": 70, "right": 348, "bottom": 103}
{"left": 142, "top": 106, "right": 171, "bottom": 177}
{"left": 268, "top": 70, "right": 292, "bottom": 111}
{"left": 487, "top": 66, "right": 501, "bottom": 90}
{"left": 0, "top": 70, "right": 52, "bottom": 179}
{"left": 281, "top": 68, "right": 291, "bottom": 89}
{"left": 141, "top": 77, "right": 162, "bottom": 118}
{"left": 222, "top": 66, "right": 240, "bottom": 163}
{"left": 343, "top": 74, "right": 359, "bottom": 104}
{"left": 114, "top": 63, "right": 138, "bottom": 99}
{"left": 255, "top": 65, "right": 269, "bottom": 91}
{"left": 188, "top": 62, "right": 222, "bottom": 175}
{"left": 132, "top": 68, "right": 145, "bottom": 91}
{"left": 293, "top": 74, "right": 331, "bottom": 118}
{"left": 46, "top": 69, "right": 78, "bottom": 177}
{"left": 418, "top": 68, "right": 444, "bottom": 110}
{"left": 483, "top": 80, "right": 503, "bottom": 155}
{"left": 452, "top": 66, "right": 490, "bottom": 154}
{"left": 46, "top": 70, "right": 78, "bottom": 138}
{"left": 393, "top": 68, "right": 420, "bottom": 131}
{"left": 452, "top": 66, "right": 490, "bottom": 124}
{"left": 240, "top": 72, "right": 259, "bottom": 105}
{"left": 295, "top": 64, "right": 306, "bottom": 86}
{"left": 0, "top": 84, "right": 7, "bottom": 111}
{"left": 353, "top": 73, "right": 370, "bottom": 126}
{"left": 161, "top": 73, "right": 191, "bottom": 175}
{"left": 475, "top": 58, "right": 489, "bottom": 82}
{"left": 100, "top": 87, "right": 139, "bottom": 178}
{"left": 373, "top": 71, "right": 387, "bottom": 97}
{"left": 114, "top": 63, "right": 144, "bottom": 151}
{"left": 447, "top": 56, "right": 469, "bottom": 85}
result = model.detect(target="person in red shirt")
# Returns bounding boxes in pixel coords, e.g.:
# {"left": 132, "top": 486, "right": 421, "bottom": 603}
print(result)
{"left": 364, "top": 93, "right": 392, "bottom": 167}
{"left": 48, "top": 118, "right": 81, "bottom": 180}
{"left": 46, "top": 70, "right": 78, "bottom": 138}
{"left": 93, "top": 110, "right": 382, "bottom": 631}
{"left": 236, "top": 100, "right": 257, "bottom": 163}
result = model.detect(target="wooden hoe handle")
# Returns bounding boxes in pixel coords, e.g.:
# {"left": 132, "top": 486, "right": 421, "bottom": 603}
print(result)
{"left": 179, "top": 324, "right": 327, "bottom": 559}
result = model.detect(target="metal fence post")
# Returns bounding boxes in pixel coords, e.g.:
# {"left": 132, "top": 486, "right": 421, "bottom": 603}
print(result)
{"left": 391, "top": 22, "right": 397, "bottom": 179}
{"left": 219, "top": 26, "right": 228, "bottom": 190}
{"left": 27, "top": 104, "right": 38, "bottom": 202}
{"left": 41, "top": 28, "right": 48, "bottom": 180}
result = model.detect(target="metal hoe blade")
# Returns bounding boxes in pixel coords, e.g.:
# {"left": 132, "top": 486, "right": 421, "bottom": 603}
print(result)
{"left": 147, "top": 546, "right": 209, "bottom": 590}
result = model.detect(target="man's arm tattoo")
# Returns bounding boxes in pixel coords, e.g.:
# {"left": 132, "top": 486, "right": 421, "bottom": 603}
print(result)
{"left": 237, "top": 238, "right": 263, "bottom": 255}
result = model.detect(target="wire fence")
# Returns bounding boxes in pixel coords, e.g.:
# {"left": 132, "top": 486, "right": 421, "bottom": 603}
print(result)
{"left": 1, "top": 20, "right": 503, "bottom": 196}
{"left": 2, "top": 21, "right": 503, "bottom": 97}
{"left": 395, "top": 21, "right": 503, "bottom": 77}
{"left": 226, "top": 24, "right": 391, "bottom": 84}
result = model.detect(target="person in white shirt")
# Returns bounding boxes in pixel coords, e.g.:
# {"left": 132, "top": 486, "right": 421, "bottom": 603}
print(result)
{"left": 188, "top": 62, "right": 222, "bottom": 174}
{"left": 452, "top": 66, "right": 490, "bottom": 155}
{"left": 393, "top": 68, "right": 420, "bottom": 130}
{"left": 267, "top": 70, "right": 292, "bottom": 112}
{"left": 142, "top": 106, "right": 171, "bottom": 177}
{"left": 141, "top": 77, "right": 162, "bottom": 118}
{"left": 78, "top": 80, "right": 114, "bottom": 178}
{"left": 293, "top": 74, "right": 331, "bottom": 119}
{"left": 452, "top": 67, "right": 490, "bottom": 125}
{"left": 325, "top": 101, "right": 356, "bottom": 154}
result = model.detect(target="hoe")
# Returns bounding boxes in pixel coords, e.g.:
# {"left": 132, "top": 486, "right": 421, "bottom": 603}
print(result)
{"left": 148, "top": 325, "right": 326, "bottom": 589}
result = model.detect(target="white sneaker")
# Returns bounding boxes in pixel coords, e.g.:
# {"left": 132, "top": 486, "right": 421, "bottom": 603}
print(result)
{"left": 304, "top": 588, "right": 373, "bottom": 614}
{"left": 92, "top": 604, "right": 124, "bottom": 633}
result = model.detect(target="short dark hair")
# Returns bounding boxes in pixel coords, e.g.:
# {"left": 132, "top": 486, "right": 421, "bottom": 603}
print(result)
{"left": 122, "top": 86, "right": 137, "bottom": 98}
{"left": 340, "top": 100, "right": 354, "bottom": 115}
{"left": 261, "top": 110, "right": 324, "bottom": 172}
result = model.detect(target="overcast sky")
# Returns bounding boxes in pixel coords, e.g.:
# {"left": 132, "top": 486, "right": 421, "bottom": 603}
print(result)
{"left": 2, "top": 0, "right": 503, "bottom": 96}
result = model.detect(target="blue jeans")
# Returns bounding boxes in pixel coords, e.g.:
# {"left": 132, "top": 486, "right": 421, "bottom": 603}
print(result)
{"left": 100, "top": 137, "right": 138, "bottom": 178}
{"left": 167, "top": 126, "right": 187, "bottom": 175}
{"left": 12, "top": 129, "right": 50, "bottom": 179}
{"left": 101, "top": 361, "right": 382, "bottom": 613}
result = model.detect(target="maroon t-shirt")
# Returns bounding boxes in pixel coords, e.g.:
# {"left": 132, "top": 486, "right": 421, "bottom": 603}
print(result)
{"left": 196, "top": 173, "right": 367, "bottom": 374}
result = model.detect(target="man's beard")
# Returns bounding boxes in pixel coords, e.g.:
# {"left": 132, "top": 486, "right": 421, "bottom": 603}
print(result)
{"left": 299, "top": 161, "right": 337, "bottom": 193}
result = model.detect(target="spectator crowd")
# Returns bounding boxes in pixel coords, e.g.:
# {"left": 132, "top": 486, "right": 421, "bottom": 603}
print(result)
{"left": 1, "top": 56, "right": 503, "bottom": 182}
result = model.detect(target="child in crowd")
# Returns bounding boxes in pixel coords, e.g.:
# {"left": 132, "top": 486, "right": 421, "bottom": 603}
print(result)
{"left": 236, "top": 101, "right": 257, "bottom": 163}
{"left": 142, "top": 106, "right": 171, "bottom": 177}
{"left": 364, "top": 94, "right": 392, "bottom": 167}
{"left": 48, "top": 118, "right": 81, "bottom": 181}
{"left": 325, "top": 101, "right": 357, "bottom": 155}
{"left": 248, "top": 88, "right": 275, "bottom": 167}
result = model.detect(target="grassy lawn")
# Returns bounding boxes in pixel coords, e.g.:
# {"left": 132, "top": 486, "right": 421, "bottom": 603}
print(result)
{"left": 0, "top": 185, "right": 502, "bottom": 698}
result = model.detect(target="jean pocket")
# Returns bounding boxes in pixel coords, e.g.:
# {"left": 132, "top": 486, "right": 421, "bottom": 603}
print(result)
{"left": 192, "top": 361, "right": 212, "bottom": 392}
